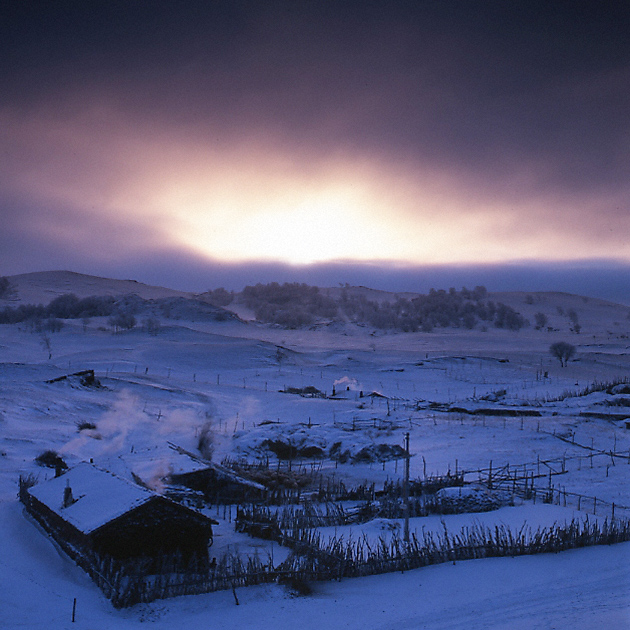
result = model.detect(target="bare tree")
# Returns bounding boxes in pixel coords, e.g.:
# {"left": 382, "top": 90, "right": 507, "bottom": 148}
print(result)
{"left": 568, "top": 309, "right": 581, "bottom": 334}
{"left": 549, "top": 341, "right": 576, "bottom": 367}
{"left": 142, "top": 317, "right": 161, "bottom": 336}
{"left": 0, "top": 276, "right": 16, "bottom": 300}
{"left": 108, "top": 313, "right": 136, "bottom": 333}
{"left": 40, "top": 334, "right": 52, "bottom": 360}
{"left": 534, "top": 312, "right": 548, "bottom": 330}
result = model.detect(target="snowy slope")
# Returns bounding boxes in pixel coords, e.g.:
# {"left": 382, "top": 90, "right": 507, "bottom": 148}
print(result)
{"left": 1, "top": 272, "right": 629, "bottom": 627}
{"left": 3, "top": 270, "right": 191, "bottom": 305}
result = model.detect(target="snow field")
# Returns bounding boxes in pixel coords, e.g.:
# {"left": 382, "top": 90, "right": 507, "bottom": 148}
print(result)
{"left": 1, "top": 292, "right": 629, "bottom": 627}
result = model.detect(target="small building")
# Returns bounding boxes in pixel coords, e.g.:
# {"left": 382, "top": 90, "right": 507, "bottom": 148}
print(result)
{"left": 21, "top": 462, "right": 216, "bottom": 568}
{"left": 166, "top": 443, "right": 267, "bottom": 503}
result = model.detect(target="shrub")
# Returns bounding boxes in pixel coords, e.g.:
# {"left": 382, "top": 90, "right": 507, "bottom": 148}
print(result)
{"left": 143, "top": 317, "right": 161, "bottom": 336}
{"left": 76, "top": 421, "right": 97, "bottom": 432}
{"left": 35, "top": 450, "right": 68, "bottom": 471}
{"left": 18, "top": 473, "right": 38, "bottom": 502}
{"left": 279, "top": 575, "right": 312, "bottom": 596}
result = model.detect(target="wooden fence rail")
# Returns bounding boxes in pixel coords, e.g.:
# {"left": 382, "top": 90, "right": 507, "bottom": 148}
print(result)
{"left": 115, "top": 516, "right": 630, "bottom": 606}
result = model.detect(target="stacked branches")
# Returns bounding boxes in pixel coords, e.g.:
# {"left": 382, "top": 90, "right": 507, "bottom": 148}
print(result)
{"left": 279, "top": 517, "right": 630, "bottom": 581}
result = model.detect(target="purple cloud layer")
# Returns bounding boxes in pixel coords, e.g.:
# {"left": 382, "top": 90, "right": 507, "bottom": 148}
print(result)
{"left": 1, "top": 2, "right": 629, "bottom": 299}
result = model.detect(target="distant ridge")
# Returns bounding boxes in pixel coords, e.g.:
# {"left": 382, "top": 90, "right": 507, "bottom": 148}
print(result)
{"left": 2, "top": 271, "right": 628, "bottom": 336}
{"left": 4, "top": 270, "right": 191, "bottom": 305}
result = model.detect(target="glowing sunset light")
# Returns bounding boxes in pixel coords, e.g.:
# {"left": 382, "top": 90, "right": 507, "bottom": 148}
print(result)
{"left": 3, "top": 105, "right": 629, "bottom": 270}
{"left": 97, "top": 136, "right": 630, "bottom": 267}
{"left": 1, "top": 2, "right": 629, "bottom": 300}
{"left": 149, "top": 154, "right": 425, "bottom": 264}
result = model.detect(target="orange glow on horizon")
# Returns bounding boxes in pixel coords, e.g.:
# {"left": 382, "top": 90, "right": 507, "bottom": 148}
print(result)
{"left": 2, "top": 107, "right": 630, "bottom": 268}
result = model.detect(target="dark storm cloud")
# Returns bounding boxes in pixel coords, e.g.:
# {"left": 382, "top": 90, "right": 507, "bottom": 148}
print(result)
{"left": 0, "top": 192, "right": 167, "bottom": 273}
{"left": 3, "top": 1, "right": 629, "bottom": 194}
{"left": 1, "top": 1, "right": 629, "bottom": 300}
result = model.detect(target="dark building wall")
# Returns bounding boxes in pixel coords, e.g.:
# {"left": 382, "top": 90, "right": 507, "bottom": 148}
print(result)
{"left": 172, "top": 469, "right": 266, "bottom": 503}
{"left": 23, "top": 494, "right": 91, "bottom": 555}
{"left": 22, "top": 490, "right": 212, "bottom": 569}
{"left": 92, "top": 497, "right": 212, "bottom": 561}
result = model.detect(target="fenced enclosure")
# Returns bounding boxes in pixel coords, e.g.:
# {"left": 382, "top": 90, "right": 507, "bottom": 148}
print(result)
{"left": 98, "top": 460, "right": 630, "bottom": 606}
{"left": 22, "top": 450, "right": 630, "bottom": 608}
{"left": 99, "top": 515, "right": 630, "bottom": 607}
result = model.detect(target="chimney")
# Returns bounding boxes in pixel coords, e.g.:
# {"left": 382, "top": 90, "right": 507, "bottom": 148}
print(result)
{"left": 62, "top": 480, "right": 74, "bottom": 508}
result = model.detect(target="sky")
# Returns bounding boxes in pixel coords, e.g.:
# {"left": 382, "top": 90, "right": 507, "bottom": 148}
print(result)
{"left": 1, "top": 1, "right": 630, "bottom": 301}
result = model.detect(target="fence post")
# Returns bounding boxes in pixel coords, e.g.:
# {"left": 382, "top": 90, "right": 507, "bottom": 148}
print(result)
{"left": 403, "top": 433, "right": 410, "bottom": 543}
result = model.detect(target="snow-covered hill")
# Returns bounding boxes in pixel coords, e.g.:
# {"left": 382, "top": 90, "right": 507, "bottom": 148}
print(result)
{"left": 1, "top": 270, "right": 629, "bottom": 628}
{"left": 3, "top": 270, "right": 191, "bottom": 305}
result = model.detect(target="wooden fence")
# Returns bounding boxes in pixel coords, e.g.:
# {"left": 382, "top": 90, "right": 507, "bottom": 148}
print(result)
{"left": 464, "top": 454, "right": 630, "bottom": 521}
{"left": 110, "top": 516, "right": 630, "bottom": 606}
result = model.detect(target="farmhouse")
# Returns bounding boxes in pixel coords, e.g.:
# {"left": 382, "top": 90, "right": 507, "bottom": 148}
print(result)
{"left": 21, "top": 462, "right": 217, "bottom": 567}
{"left": 166, "top": 443, "right": 267, "bottom": 503}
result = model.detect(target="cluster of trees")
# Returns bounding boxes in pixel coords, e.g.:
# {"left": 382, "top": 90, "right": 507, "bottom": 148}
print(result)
{"left": 203, "top": 287, "right": 234, "bottom": 307}
{"left": 556, "top": 306, "right": 581, "bottom": 334}
{"left": 0, "top": 291, "right": 234, "bottom": 333}
{"left": 0, "top": 293, "right": 150, "bottom": 332}
{"left": 534, "top": 312, "right": 548, "bottom": 329}
{"left": 340, "top": 287, "right": 525, "bottom": 332}
{"left": 0, "top": 294, "right": 120, "bottom": 329}
{"left": 242, "top": 282, "right": 338, "bottom": 328}
{"left": 0, "top": 281, "right": 533, "bottom": 334}
{"left": 238, "top": 283, "right": 528, "bottom": 332}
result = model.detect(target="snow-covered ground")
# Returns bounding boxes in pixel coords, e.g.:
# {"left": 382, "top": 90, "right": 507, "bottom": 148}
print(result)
{"left": 1, "top": 274, "right": 630, "bottom": 628}
{"left": 3, "top": 490, "right": 629, "bottom": 630}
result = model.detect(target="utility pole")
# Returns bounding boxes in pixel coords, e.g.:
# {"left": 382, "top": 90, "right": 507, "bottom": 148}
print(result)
{"left": 403, "top": 432, "right": 410, "bottom": 543}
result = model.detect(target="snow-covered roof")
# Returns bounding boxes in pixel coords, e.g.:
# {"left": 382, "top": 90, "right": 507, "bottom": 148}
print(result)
{"left": 167, "top": 443, "right": 267, "bottom": 491}
{"left": 166, "top": 452, "right": 211, "bottom": 477}
{"left": 28, "top": 462, "right": 156, "bottom": 535}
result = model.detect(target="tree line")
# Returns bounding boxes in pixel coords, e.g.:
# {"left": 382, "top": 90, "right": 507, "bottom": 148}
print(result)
{"left": 0, "top": 291, "right": 233, "bottom": 331}
{"left": 238, "top": 282, "right": 528, "bottom": 331}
